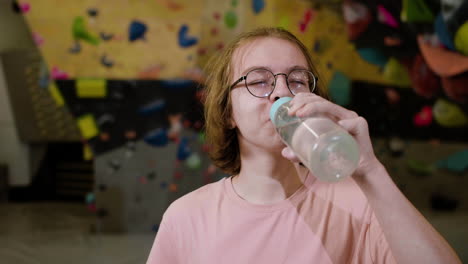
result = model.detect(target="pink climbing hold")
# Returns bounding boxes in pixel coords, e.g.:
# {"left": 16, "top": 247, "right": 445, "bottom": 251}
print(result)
{"left": 51, "top": 66, "right": 69, "bottom": 80}
{"left": 377, "top": 5, "right": 399, "bottom": 28}
{"left": 299, "top": 9, "right": 315, "bottom": 33}
{"left": 32, "top": 32, "right": 44, "bottom": 46}
{"left": 413, "top": 106, "right": 433, "bottom": 127}
{"left": 20, "top": 2, "right": 30, "bottom": 13}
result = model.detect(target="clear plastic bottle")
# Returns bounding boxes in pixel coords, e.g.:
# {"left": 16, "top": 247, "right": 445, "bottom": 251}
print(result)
{"left": 270, "top": 97, "right": 360, "bottom": 182}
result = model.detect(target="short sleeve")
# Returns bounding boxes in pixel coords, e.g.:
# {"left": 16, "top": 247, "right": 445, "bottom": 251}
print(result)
{"left": 146, "top": 215, "right": 178, "bottom": 264}
{"left": 367, "top": 213, "right": 397, "bottom": 264}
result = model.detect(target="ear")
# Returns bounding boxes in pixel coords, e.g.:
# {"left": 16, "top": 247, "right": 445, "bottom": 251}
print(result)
{"left": 228, "top": 117, "right": 236, "bottom": 129}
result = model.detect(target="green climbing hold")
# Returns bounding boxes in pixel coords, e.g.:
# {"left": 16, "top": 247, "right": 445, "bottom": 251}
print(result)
{"left": 455, "top": 21, "right": 468, "bottom": 56}
{"left": 72, "top": 16, "right": 100, "bottom": 45}
{"left": 224, "top": 11, "right": 237, "bottom": 29}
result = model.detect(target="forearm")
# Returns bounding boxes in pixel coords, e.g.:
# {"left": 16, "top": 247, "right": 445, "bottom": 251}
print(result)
{"left": 354, "top": 162, "right": 461, "bottom": 264}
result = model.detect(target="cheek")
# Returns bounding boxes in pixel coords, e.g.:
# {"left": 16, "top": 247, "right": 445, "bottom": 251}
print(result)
{"left": 231, "top": 103, "right": 251, "bottom": 129}
{"left": 232, "top": 105, "right": 269, "bottom": 134}
{"left": 229, "top": 95, "right": 242, "bottom": 126}
{"left": 230, "top": 90, "right": 275, "bottom": 131}
{"left": 230, "top": 91, "right": 251, "bottom": 125}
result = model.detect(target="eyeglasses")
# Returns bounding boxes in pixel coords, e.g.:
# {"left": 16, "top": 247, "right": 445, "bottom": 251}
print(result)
{"left": 230, "top": 68, "right": 317, "bottom": 98}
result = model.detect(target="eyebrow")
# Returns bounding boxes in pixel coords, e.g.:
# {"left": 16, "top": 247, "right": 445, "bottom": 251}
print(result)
{"left": 240, "top": 65, "right": 309, "bottom": 76}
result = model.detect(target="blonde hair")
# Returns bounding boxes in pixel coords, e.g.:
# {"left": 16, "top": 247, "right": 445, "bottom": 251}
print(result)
{"left": 203, "top": 27, "right": 326, "bottom": 175}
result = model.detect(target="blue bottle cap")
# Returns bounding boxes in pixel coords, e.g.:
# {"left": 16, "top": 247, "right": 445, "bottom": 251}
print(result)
{"left": 270, "top": 97, "right": 293, "bottom": 126}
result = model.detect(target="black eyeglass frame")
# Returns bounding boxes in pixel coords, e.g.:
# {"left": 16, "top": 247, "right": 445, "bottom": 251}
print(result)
{"left": 229, "top": 68, "right": 318, "bottom": 98}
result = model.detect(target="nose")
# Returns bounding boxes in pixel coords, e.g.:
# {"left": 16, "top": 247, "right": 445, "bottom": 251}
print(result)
{"left": 269, "top": 74, "right": 291, "bottom": 102}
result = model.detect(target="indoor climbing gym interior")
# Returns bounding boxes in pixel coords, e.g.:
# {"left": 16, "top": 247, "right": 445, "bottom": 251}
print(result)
{"left": 0, "top": 0, "right": 467, "bottom": 263}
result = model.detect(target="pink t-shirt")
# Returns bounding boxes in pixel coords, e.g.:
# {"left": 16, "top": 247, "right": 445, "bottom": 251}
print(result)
{"left": 147, "top": 175, "right": 396, "bottom": 264}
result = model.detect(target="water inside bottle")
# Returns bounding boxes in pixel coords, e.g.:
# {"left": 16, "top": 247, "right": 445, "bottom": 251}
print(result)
{"left": 276, "top": 117, "right": 360, "bottom": 182}
{"left": 307, "top": 129, "right": 360, "bottom": 182}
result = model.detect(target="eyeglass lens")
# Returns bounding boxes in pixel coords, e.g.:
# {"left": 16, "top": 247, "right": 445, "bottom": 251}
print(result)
{"left": 245, "top": 69, "right": 314, "bottom": 97}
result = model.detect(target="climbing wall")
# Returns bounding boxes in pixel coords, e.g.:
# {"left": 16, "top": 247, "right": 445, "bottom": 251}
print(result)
{"left": 1, "top": 50, "right": 80, "bottom": 142}
{"left": 92, "top": 130, "right": 223, "bottom": 233}
{"left": 54, "top": 79, "right": 226, "bottom": 232}
{"left": 20, "top": 0, "right": 203, "bottom": 79}
{"left": 15, "top": 0, "right": 468, "bottom": 233}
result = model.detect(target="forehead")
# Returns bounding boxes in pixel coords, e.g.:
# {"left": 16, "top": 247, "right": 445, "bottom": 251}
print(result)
{"left": 231, "top": 37, "right": 308, "bottom": 76}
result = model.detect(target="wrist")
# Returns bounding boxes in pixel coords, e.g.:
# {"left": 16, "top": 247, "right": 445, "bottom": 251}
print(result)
{"left": 353, "top": 158, "right": 386, "bottom": 183}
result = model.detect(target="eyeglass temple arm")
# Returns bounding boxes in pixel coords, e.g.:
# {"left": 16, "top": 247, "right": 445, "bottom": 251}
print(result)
{"left": 230, "top": 76, "right": 246, "bottom": 89}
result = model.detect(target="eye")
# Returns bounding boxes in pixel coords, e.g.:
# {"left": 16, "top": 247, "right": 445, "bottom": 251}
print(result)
{"left": 290, "top": 79, "right": 306, "bottom": 85}
{"left": 248, "top": 79, "right": 271, "bottom": 88}
{"left": 289, "top": 79, "right": 308, "bottom": 89}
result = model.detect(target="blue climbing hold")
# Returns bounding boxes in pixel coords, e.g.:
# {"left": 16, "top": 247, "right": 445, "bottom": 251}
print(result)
{"left": 435, "top": 13, "right": 455, "bottom": 50}
{"left": 85, "top": 193, "right": 95, "bottom": 204}
{"left": 138, "top": 99, "right": 166, "bottom": 115}
{"left": 357, "top": 48, "right": 388, "bottom": 68}
{"left": 129, "top": 20, "right": 147, "bottom": 42}
{"left": 252, "top": 0, "right": 265, "bottom": 14}
{"left": 178, "top": 24, "right": 198, "bottom": 48}
{"left": 328, "top": 71, "right": 352, "bottom": 106}
{"left": 144, "top": 128, "right": 168, "bottom": 147}
{"left": 177, "top": 137, "right": 192, "bottom": 161}
{"left": 436, "top": 149, "right": 468, "bottom": 173}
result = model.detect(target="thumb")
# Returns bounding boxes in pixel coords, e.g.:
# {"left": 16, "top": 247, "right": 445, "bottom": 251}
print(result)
{"left": 281, "top": 147, "right": 301, "bottom": 163}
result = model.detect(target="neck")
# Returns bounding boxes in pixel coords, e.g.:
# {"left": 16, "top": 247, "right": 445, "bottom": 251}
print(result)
{"left": 232, "top": 142, "right": 306, "bottom": 205}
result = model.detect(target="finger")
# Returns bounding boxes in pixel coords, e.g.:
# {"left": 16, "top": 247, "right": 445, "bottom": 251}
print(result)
{"left": 337, "top": 117, "right": 380, "bottom": 173}
{"left": 287, "top": 93, "right": 321, "bottom": 115}
{"left": 288, "top": 93, "right": 358, "bottom": 120}
{"left": 282, "top": 147, "right": 311, "bottom": 179}
{"left": 287, "top": 100, "right": 309, "bottom": 116}
{"left": 337, "top": 117, "right": 369, "bottom": 138}
{"left": 337, "top": 117, "right": 375, "bottom": 158}
{"left": 281, "top": 147, "right": 301, "bottom": 163}
{"left": 295, "top": 101, "right": 358, "bottom": 120}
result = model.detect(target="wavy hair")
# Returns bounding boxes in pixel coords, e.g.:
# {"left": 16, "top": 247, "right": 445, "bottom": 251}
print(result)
{"left": 203, "top": 27, "right": 326, "bottom": 175}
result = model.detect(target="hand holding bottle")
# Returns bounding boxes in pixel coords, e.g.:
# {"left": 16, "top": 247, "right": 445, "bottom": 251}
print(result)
{"left": 275, "top": 93, "right": 381, "bottom": 180}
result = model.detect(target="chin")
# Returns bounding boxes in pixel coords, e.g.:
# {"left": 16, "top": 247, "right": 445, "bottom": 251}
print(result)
{"left": 271, "top": 135, "right": 286, "bottom": 149}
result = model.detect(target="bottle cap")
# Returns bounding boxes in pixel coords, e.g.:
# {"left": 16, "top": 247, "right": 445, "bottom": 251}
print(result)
{"left": 270, "top": 97, "right": 293, "bottom": 126}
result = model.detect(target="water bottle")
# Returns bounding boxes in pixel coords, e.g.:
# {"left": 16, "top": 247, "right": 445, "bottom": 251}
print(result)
{"left": 270, "top": 97, "right": 360, "bottom": 182}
